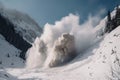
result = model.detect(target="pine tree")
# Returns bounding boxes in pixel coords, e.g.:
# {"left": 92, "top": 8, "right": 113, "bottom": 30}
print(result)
{"left": 115, "top": 5, "right": 120, "bottom": 26}
{"left": 105, "top": 10, "right": 112, "bottom": 33}
{"left": 107, "top": 10, "right": 111, "bottom": 21}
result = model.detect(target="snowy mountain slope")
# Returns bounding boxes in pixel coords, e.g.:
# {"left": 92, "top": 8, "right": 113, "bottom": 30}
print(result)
{"left": 0, "top": 34, "right": 25, "bottom": 80}
{"left": 7, "top": 25, "right": 119, "bottom": 80}
{"left": 0, "top": 24, "right": 118, "bottom": 80}
{"left": 94, "top": 6, "right": 117, "bottom": 36}
{"left": 0, "top": 5, "right": 120, "bottom": 80}
{"left": 53, "top": 26, "right": 120, "bottom": 80}
{"left": 0, "top": 34, "right": 24, "bottom": 68}
{"left": 0, "top": 6, "right": 42, "bottom": 43}
{"left": 0, "top": 6, "right": 43, "bottom": 59}
{"left": 0, "top": 9, "right": 120, "bottom": 80}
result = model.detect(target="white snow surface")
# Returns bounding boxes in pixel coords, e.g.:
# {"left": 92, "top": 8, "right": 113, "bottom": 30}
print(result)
{"left": 0, "top": 34, "right": 25, "bottom": 80}
{"left": 1, "top": 25, "right": 120, "bottom": 80}
{"left": 1, "top": 6, "right": 120, "bottom": 80}
{"left": 0, "top": 35, "right": 24, "bottom": 68}
{"left": 0, "top": 16, "right": 120, "bottom": 79}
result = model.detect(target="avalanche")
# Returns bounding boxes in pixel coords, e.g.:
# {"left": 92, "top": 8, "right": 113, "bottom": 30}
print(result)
{"left": 26, "top": 13, "right": 101, "bottom": 68}
{"left": 4, "top": 24, "right": 120, "bottom": 80}
{"left": 1, "top": 6, "right": 120, "bottom": 80}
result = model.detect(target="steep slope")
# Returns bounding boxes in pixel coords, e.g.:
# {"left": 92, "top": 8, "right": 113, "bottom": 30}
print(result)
{"left": 0, "top": 7, "right": 42, "bottom": 43}
{"left": 51, "top": 25, "right": 120, "bottom": 80}
{"left": 0, "top": 35, "right": 25, "bottom": 80}
{"left": 1, "top": 8, "right": 119, "bottom": 80}
{"left": 0, "top": 34, "right": 24, "bottom": 68}
{"left": 93, "top": 6, "right": 117, "bottom": 36}
{"left": 7, "top": 24, "right": 120, "bottom": 80}
{"left": 0, "top": 5, "right": 120, "bottom": 80}
{"left": 55, "top": 25, "right": 120, "bottom": 80}
{"left": 0, "top": 6, "right": 42, "bottom": 59}
{"left": 0, "top": 13, "right": 31, "bottom": 59}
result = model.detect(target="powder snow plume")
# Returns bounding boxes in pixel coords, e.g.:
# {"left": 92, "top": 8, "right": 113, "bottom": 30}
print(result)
{"left": 26, "top": 13, "right": 104, "bottom": 69}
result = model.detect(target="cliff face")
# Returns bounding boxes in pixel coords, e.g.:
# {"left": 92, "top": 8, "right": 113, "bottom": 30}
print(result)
{"left": 0, "top": 13, "right": 31, "bottom": 60}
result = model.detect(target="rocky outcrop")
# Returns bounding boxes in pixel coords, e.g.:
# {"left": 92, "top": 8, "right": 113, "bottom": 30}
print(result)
{"left": 48, "top": 33, "right": 77, "bottom": 67}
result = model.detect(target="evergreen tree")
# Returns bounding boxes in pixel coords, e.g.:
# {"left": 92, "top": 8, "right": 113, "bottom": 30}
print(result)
{"left": 115, "top": 5, "right": 120, "bottom": 26}
{"left": 107, "top": 10, "right": 111, "bottom": 21}
{"left": 105, "top": 10, "right": 112, "bottom": 33}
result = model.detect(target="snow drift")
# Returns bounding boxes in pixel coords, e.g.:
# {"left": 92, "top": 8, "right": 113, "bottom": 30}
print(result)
{"left": 26, "top": 13, "right": 104, "bottom": 68}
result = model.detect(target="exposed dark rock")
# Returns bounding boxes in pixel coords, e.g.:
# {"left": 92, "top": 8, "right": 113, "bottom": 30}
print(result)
{"left": 0, "top": 13, "right": 31, "bottom": 60}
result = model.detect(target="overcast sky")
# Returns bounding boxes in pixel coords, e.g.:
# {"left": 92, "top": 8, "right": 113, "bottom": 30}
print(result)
{"left": 0, "top": 0, "right": 120, "bottom": 27}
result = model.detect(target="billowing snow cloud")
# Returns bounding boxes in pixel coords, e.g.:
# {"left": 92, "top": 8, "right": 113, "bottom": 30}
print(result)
{"left": 41, "top": 13, "right": 102, "bottom": 52}
{"left": 26, "top": 12, "right": 104, "bottom": 68}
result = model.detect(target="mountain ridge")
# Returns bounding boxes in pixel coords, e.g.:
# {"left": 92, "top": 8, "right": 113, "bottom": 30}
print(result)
{"left": 0, "top": 6, "right": 42, "bottom": 59}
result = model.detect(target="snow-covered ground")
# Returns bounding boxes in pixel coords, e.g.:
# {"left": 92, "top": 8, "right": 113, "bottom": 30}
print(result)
{"left": 0, "top": 25, "right": 120, "bottom": 80}
{"left": 0, "top": 6, "right": 120, "bottom": 80}
{"left": 0, "top": 35, "right": 25, "bottom": 80}
{"left": 0, "top": 35, "right": 24, "bottom": 68}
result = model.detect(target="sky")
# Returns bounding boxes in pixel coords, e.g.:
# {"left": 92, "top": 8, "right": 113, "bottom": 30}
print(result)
{"left": 0, "top": 0, "right": 120, "bottom": 27}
